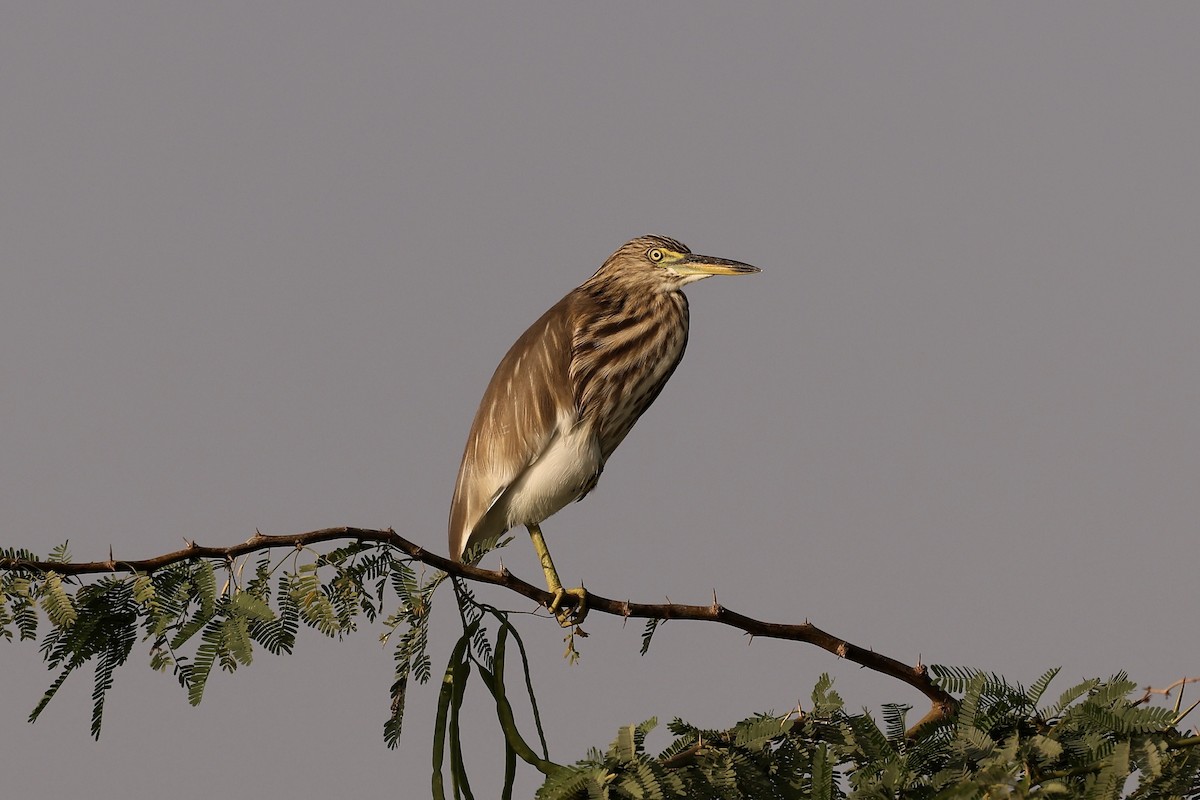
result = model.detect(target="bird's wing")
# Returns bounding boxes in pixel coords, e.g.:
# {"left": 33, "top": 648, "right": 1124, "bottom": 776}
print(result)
{"left": 448, "top": 292, "right": 579, "bottom": 560}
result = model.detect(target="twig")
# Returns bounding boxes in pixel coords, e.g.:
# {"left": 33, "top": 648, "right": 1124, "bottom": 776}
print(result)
{"left": 1134, "top": 677, "right": 1200, "bottom": 708}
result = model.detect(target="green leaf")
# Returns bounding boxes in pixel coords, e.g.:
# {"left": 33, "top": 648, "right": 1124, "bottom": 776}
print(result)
{"left": 39, "top": 572, "right": 77, "bottom": 627}
{"left": 46, "top": 541, "right": 72, "bottom": 563}
{"left": 614, "top": 724, "right": 637, "bottom": 762}
{"left": 29, "top": 577, "right": 137, "bottom": 739}
{"left": 1026, "top": 666, "right": 1062, "bottom": 707}
{"left": 811, "top": 742, "right": 833, "bottom": 800}
{"left": 640, "top": 618, "right": 659, "bottom": 656}
{"left": 230, "top": 589, "right": 274, "bottom": 621}
{"left": 881, "top": 702, "right": 910, "bottom": 743}
{"left": 289, "top": 572, "right": 340, "bottom": 636}
{"left": 131, "top": 574, "right": 155, "bottom": 606}
{"left": 731, "top": 714, "right": 783, "bottom": 751}
{"left": 810, "top": 672, "right": 843, "bottom": 713}
{"left": 1046, "top": 678, "right": 1100, "bottom": 718}
{"left": 185, "top": 620, "right": 222, "bottom": 705}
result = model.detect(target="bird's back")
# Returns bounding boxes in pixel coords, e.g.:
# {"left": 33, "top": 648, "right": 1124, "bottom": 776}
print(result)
{"left": 448, "top": 293, "right": 578, "bottom": 560}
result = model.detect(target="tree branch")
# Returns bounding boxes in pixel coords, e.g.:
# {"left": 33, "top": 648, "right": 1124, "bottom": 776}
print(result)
{"left": 0, "top": 526, "right": 957, "bottom": 735}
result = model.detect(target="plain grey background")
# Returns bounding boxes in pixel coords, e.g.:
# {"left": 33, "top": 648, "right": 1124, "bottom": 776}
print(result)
{"left": 2, "top": 3, "right": 1197, "bottom": 797}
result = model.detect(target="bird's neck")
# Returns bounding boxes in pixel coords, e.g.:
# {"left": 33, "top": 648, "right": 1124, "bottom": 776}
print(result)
{"left": 582, "top": 272, "right": 687, "bottom": 306}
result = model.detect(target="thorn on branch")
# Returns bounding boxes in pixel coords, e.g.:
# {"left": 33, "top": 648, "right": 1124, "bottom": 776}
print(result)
{"left": 709, "top": 589, "right": 725, "bottom": 617}
{"left": 780, "top": 699, "right": 804, "bottom": 728}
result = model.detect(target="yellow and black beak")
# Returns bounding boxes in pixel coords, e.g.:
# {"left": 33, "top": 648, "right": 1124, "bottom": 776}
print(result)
{"left": 670, "top": 252, "right": 761, "bottom": 277}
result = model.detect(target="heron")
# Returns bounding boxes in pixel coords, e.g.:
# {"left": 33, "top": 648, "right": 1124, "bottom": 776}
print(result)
{"left": 449, "top": 235, "right": 759, "bottom": 625}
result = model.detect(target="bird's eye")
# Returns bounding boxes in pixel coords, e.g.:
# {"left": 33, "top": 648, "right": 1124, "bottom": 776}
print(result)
{"left": 647, "top": 248, "right": 664, "bottom": 262}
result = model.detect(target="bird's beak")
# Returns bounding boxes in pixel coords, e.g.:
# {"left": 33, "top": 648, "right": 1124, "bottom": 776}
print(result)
{"left": 672, "top": 253, "right": 761, "bottom": 277}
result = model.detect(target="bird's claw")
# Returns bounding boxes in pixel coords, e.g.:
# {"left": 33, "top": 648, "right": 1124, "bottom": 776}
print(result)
{"left": 549, "top": 586, "right": 588, "bottom": 627}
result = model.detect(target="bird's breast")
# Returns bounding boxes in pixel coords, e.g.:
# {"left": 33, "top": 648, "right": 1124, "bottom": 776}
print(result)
{"left": 500, "top": 420, "right": 603, "bottom": 529}
{"left": 572, "top": 292, "right": 690, "bottom": 458}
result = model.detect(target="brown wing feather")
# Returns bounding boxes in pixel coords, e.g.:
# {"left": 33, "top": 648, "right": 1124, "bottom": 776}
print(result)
{"left": 448, "top": 291, "right": 581, "bottom": 560}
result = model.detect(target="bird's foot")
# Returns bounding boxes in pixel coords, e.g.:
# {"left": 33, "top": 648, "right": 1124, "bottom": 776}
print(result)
{"left": 548, "top": 585, "right": 588, "bottom": 627}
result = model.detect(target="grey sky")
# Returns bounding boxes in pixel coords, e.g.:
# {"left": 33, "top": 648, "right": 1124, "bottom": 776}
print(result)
{"left": 2, "top": 3, "right": 1197, "bottom": 797}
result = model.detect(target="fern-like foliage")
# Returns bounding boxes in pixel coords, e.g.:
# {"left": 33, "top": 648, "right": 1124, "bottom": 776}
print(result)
{"left": 4, "top": 541, "right": 1200, "bottom": 798}
{"left": 1, "top": 548, "right": 48, "bottom": 644}
{"left": 534, "top": 668, "right": 1198, "bottom": 799}
{"left": 381, "top": 561, "right": 445, "bottom": 749}
{"left": 29, "top": 576, "right": 138, "bottom": 738}
{"left": 640, "top": 617, "right": 660, "bottom": 656}
{"left": 5, "top": 540, "right": 452, "bottom": 747}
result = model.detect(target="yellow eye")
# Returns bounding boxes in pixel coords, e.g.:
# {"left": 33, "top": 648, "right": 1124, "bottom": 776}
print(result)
{"left": 647, "top": 248, "right": 664, "bottom": 262}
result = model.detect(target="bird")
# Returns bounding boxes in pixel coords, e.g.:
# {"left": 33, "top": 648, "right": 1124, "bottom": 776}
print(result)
{"left": 448, "top": 235, "right": 760, "bottom": 626}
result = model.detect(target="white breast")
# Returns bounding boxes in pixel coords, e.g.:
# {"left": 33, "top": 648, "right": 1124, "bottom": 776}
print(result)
{"left": 501, "top": 419, "right": 602, "bottom": 530}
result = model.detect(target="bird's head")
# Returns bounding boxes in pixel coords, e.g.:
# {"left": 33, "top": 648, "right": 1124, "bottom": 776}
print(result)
{"left": 591, "top": 235, "right": 760, "bottom": 292}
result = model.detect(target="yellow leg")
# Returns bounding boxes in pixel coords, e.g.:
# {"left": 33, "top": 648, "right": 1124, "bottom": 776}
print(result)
{"left": 527, "top": 524, "right": 587, "bottom": 626}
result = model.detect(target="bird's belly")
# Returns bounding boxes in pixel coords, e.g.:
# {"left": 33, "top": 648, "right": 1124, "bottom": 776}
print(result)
{"left": 503, "top": 425, "right": 602, "bottom": 529}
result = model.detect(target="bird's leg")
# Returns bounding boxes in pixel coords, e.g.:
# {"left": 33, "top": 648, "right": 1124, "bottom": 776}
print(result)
{"left": 527, "top": 524, "right": 587, "bottom": 626}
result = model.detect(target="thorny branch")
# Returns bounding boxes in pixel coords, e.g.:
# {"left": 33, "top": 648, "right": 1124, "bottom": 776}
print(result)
{"left": 0, "top": 526, "right": 957, "bottom": 735}
{"left": 1136, "top": 677, "right": 1200, "bottom": 704}
{"left": 1135, "top": 677, "right": 1200, "bottom": 732}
